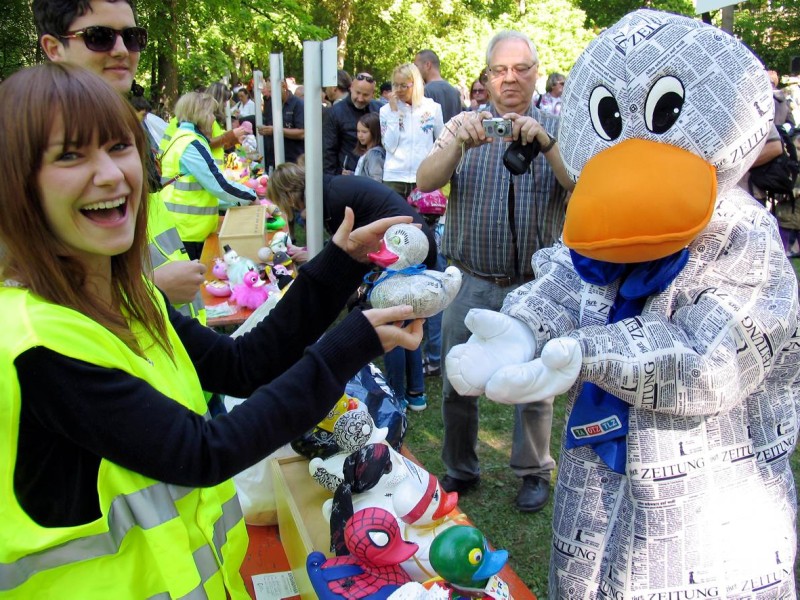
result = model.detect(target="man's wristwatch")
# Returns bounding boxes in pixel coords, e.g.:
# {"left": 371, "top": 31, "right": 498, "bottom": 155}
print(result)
{"left": 541, "top": 133, "right": 557, "bottom": 154}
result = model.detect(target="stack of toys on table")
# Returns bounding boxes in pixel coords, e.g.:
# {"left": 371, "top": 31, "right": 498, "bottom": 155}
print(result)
{"left": 205, "top": 233, "right": 302, "bottom": 310}
{"left": 290, "top": 394, "right": 512, "bottom": 600}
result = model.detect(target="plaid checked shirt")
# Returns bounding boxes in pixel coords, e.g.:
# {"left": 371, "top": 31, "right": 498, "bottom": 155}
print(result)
{"left": 432, "top": 105, "right": 567, "bottom": 278}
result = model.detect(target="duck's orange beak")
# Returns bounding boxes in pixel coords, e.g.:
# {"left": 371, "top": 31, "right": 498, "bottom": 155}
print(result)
{"left": 563, "top": 139, "right": 717, "bottom": 264}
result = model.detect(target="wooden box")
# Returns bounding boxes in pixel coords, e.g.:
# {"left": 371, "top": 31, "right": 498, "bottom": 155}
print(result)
{"left": 218, "top": 204, "right": 267, "bottom": 261}
{"left": 270, "top": 455, "right": 333, "bottom": 599}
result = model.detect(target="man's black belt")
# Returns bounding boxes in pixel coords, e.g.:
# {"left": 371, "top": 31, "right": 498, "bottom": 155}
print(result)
{"left": 453, "top": 261, "right": 533, "bottom": 287}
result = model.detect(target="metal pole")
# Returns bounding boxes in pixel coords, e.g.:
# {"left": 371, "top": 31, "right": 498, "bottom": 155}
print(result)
{"left": 253, "top": 70, "right": 265, "bottom": 163}
{"left": 270, "top": 53, "right": 285, "bottom": 168}
{"left": 303, "top": 41, "right": 323, "bottom": 258}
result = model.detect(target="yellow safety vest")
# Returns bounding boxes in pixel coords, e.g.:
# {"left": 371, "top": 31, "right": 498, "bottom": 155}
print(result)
{"left": 147, "top": 192, "right": 206, "bottom": 324}
{"left": 160, "top": 128, "right": 219, "bottom": 243}
{"left": 0, "top": 285, "right": 248, "bottom": 598}
{"left": 161, "top": 119, "right": 225, "bottom": 166}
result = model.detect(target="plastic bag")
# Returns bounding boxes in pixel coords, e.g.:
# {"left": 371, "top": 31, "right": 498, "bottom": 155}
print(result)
{"left": 407, "top": 188, "right": 447, "bottom": 215}
{"left": 224, "top": 293, "right": 299, "bottom": 525}
{"left": 291, "top": 362, "right": 407, "bottom": 459}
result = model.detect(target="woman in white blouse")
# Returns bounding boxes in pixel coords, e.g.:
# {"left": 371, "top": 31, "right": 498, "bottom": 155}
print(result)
{"left": 380, "top": 63, "right": 444, "bottom": 199}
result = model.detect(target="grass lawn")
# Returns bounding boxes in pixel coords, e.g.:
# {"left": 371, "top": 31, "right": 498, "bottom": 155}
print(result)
{"left": 398, "top": 257, "right": 800, "bottom": 599}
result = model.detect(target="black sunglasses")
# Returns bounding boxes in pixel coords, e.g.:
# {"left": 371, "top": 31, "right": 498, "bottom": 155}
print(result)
{"left": 355, "top": 73, "right": 375, "bottom": 83}
{"left": 61, "top": 26, "right": 148, "bottom": 53}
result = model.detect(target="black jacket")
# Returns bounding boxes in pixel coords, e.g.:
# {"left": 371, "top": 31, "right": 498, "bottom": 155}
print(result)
{"left": 323, "top": 96, "right": 382, "bottom": 174}
{"left": 321, "top": 174, "right": 438, "bottom": 268}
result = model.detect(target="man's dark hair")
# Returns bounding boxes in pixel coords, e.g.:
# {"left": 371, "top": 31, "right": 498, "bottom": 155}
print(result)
{"left": 416, "top": 49, "right": 440, "bottom": 70}
{"left": 380, "top": 81, "right": 392, "bottom": 94}
{"left": 337, "top": 69, "right": 352, "bottom": 92}
{"left": 33, "top": 0, "right": 136, "bottom": 39}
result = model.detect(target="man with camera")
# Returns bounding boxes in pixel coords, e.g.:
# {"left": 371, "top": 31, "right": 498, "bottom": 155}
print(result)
{"left": 416, "top": 30, "right": 573, "bottom": 513}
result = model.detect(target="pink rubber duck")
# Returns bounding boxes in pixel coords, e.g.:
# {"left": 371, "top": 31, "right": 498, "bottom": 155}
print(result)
{"left": 230, "top": 268, "right": 269, "bottom": 309}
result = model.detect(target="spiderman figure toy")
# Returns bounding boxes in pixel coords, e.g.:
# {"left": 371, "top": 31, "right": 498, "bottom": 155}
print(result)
{"left": 307, "top": 507, "right": 419, "bottom": 599}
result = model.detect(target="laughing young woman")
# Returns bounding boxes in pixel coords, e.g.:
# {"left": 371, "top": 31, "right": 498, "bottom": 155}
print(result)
{"left": 0, "top": 63, "right": 422, "bottom": 598}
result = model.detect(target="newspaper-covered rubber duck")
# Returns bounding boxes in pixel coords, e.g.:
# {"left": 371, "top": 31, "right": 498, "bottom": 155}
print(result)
{"left": 307, "top": 507, "right": 418, "bottom": 600}
{"left": 367, "top": 224, "right": 461, "bottom": 319}
{"left": 445, "top": 10, "right": 799, "bottom": 599}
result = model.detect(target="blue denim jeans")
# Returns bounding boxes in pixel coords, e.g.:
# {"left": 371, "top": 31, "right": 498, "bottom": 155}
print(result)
{"left": 422, "top": 253, "right": 448, "bottom": 366}
{"left": 384, "top": 346, "right": 425, "bottom": 399}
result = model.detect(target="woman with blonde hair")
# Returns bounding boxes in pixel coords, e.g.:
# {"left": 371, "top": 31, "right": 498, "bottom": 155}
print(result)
{"left": 0, "top": 62, "right": 422, "bottom": 598}
{"left": 380, "top": 63, "right": 444, "bottom": 198}
{"left": 159, "top": 91, "right": 256, "bottom": 259}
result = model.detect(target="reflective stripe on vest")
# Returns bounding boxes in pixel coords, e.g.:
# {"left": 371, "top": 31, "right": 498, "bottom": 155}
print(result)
{"left": 175, "top": 293, "right": 206, "bottom": 320}
{"left": 162, "top": 178, "right": 205, "bottom": 192}
{"left": 160, "top": 129, "right": 218, "bottom": 242}
{"left": 146, "top": 201, "right": 206, "bottom": 324}
{"left": 149, "top": 227, "right": 185, "bottom": 269}
{"left": 164, "top": 202, "right": 218, "bottom": 216}
{"left": 0, "top": 482, "right": 192, "bottom": 590}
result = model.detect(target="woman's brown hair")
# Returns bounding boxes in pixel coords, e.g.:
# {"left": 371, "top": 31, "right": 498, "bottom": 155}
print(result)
{"left": 266, "top": 162, "right": 306, "bottom": 222}
{"left": 0, "top": 63, "right": 171, "bottom": 357}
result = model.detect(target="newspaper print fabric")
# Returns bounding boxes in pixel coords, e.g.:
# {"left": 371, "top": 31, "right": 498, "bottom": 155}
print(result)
{"left": 499, "top": 10, "right": 799, "bottom": 599}
{"left": 559, "top": 10, "right": 773, "bottom": 193}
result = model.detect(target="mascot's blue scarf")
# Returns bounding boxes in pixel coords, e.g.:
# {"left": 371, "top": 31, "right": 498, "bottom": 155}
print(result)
{"left": 565, "top": 249, "right": 689, "bottom": 473}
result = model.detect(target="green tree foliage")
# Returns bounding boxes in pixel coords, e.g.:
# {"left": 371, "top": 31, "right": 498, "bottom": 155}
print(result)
{"left": 733, "top": 0, "right": 800, "bottom": 77}
{"left": 571, "top": 0, "right": 694, "bottom": 30}
{"left": 0, "top": 0, "right": 40, "bottom": 81}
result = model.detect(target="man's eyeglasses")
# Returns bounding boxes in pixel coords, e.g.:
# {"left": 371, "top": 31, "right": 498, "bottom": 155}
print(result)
{"left": 61, "top": 26, "right": 148, "bottom": 53}
{"left": 355, "top": 73, "right": 375, "bottom": 83}
{"left": 486, "top": 63, "right": 536, "bottom": 79}
{"left": 392, "top": 83, "right": 413, "bottom": 90}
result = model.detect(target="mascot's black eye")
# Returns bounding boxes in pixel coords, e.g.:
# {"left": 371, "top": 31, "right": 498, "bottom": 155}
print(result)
{"left": 589, "top": 86, "right": 622, "bottom": 141}
{"left": 645, "top": 76, "right": 684, "bottom": 134}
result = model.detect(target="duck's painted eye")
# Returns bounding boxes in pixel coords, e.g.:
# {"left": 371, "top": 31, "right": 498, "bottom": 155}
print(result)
{"left": 644, "top": 76, "right": 684, "bottom": 134}
{"left": 390, "top": 235, "right": 402, "bottom": 246}
{"left": 468, "top": 547, "right": 483, "bottom": 565}
{"left": 368, "top": 530, "right": 390, "bottom": 548}
{"left": 589, "top": 85, "right": 622, "bottom": 141}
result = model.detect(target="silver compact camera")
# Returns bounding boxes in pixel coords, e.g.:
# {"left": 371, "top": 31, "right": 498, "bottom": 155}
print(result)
{"left": 482, "top": 118, "right": 513, "bottom": 138}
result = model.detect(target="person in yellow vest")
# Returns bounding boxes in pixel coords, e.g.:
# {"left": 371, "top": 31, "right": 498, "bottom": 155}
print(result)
{"left": 0, "top": 63, "right": 423, "bottom": 599}
{"left": 160, "top": 92, "right": 256, "bottom": 260}
{"left": 160, "top": 82, "right": 246, "bottom": 168}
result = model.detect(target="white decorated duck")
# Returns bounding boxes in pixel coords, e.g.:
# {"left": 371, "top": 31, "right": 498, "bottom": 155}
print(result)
{"left": 367, "top": 224, "right": 461, "bottom": 319}
{"left": 445, "top": 10, "right": 799, "bottom": 599}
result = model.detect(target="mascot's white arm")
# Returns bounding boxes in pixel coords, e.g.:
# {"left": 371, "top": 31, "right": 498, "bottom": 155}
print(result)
{"left": 446, "top": 309, "right": 582, "bottom": 404}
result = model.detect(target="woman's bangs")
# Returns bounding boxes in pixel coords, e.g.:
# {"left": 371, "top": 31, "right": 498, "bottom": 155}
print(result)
{"left": 55, "top": 72, "right": 139, "bottom": 151}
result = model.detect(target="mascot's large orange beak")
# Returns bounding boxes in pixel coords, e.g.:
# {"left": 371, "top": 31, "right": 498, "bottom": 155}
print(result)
{"left": 563, "top": 139, "right": 717, "bottom": 263}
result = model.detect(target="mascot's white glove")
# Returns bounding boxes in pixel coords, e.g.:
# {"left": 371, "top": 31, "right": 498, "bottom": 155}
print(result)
{"left": 485, "top": 337, "right": 582, "bottom": 405}
{"left": 446, "top": 309, "right": 538, "bottom": 396}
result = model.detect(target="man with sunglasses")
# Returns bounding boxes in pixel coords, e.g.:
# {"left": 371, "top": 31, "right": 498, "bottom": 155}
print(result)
{"left": 34, "top": 0, "right": 208, "bottom": 323}
{"left": 36, "top": 0, "right": 143, "bottom": 95}
{"left": 323, "top": 71, "right": 382, "bottom": 175}
{"left": 417, "top": 30, "right": 574, "bottom": 514}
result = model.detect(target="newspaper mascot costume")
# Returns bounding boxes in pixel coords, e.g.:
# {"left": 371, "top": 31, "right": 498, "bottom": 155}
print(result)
{"left": 447, "top": 10, "right": 799, "bottom": 599}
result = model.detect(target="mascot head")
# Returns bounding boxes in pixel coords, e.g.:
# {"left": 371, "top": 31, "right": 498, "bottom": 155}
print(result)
{"left": 560, "top": 10, "right": 773, "bottom": 263}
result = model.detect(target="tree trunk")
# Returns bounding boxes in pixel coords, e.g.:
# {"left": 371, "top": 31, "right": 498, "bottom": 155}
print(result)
{"left": 335, "top": 0, "right": 353, "bottom": 69}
